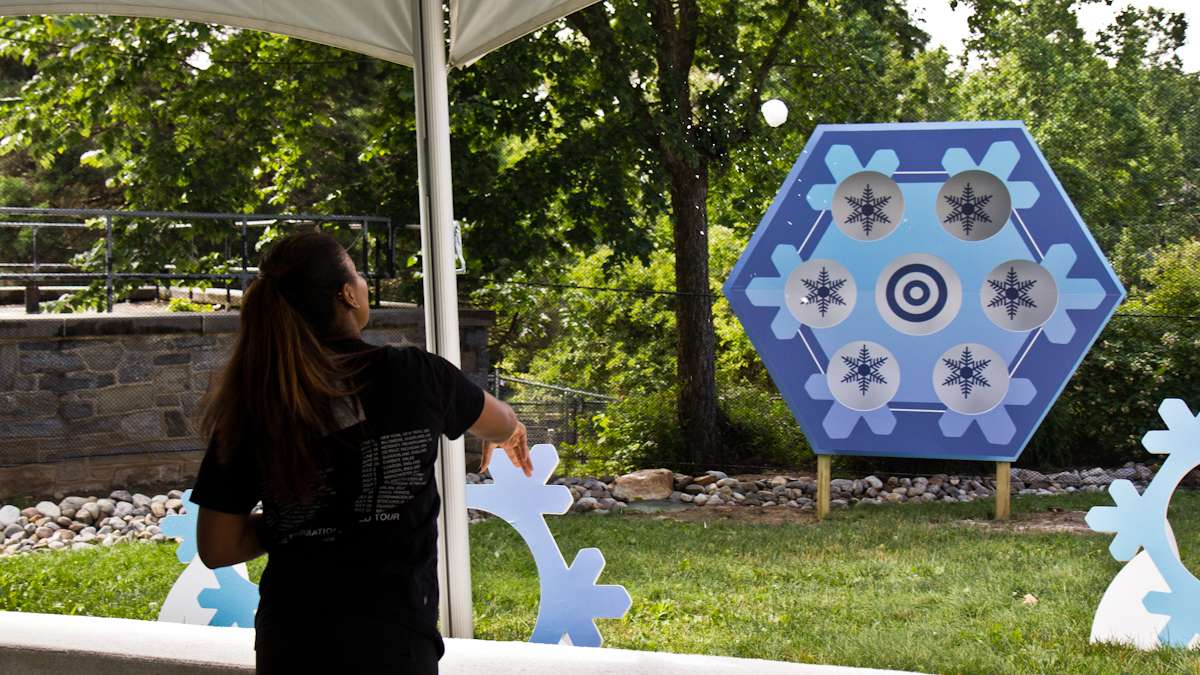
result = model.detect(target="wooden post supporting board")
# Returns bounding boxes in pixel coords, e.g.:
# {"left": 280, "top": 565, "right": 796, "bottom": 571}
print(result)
{"left": 817, "top": 455, "right": 832, "bottom": 521}
{"left": 995, "top": 461, "right": 1011, "bottom": 520}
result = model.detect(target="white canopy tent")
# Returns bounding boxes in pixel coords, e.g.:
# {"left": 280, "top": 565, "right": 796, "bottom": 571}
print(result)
{"left": 0, "top": 0, "right": 600, "bottom": 639}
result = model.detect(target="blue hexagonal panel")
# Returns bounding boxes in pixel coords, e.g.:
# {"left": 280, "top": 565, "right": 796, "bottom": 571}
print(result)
{"left": 723, "top": 121, "right": 1126, "bottom": 462}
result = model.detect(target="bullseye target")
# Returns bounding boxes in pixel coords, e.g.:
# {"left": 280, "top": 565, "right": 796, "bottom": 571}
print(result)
{"left": 874, "top": 254, "right": 961, "bottom": 335}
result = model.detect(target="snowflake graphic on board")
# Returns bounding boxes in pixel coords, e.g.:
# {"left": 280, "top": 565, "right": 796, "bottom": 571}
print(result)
{"left": 988, "top": 266, "right": 1038, "bottom": 320}
{"left": 844, "top": 184, "right": 892, "bottom": 236}
{"left": 801, "top": 267, "right": 848, "bottom": 316}
{"left": 841, "top": 344, "right": 889, "bottom": 396}
{"left": 943, "top": 182, "right": 993, "bottom": 235}
{"left": 942, "top": 346, "right": 992, "bottom": 399}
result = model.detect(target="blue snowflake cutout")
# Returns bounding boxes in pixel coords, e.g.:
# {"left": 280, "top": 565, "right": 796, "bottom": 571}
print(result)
{"left": 938, "top": 378, "right": 1036, "bottom": 445}
{"left": 159, "top": 488, "right": 199, "bottom": 564}
{"left": 744, "top": 244, "right": 806, "bottom": 339}
{"left": 531, "top": 548, "right": 632, "bottom": 648}
{"left": 805, "top": 145, "right": 901, "bottom": 211}
{"left": 1086, "top": 399, "right": 1200, "bottom": 647}
{"left": 805, "top": 374, "right": 896, "bottom": 439}
{"left": 941, "top": 141, "right": 1040, "bottom": 209}
{"left": 1042, "top": 243, "right": 1107, "bottom": 344}
{"left": 197, "top": 566, "right": 259, "bottom": 628}
{"left": 465, "top": 444, "right": 632, "bottom": 647}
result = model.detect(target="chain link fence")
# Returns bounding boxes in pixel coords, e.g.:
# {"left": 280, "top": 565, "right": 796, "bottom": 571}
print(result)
{"left": 487, "top": 371, "right": 613, "bottom": 450}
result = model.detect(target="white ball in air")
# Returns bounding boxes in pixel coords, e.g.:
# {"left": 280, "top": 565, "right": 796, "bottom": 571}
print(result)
{"left": 761, "top": 98, "right": 788, "bottom": 128}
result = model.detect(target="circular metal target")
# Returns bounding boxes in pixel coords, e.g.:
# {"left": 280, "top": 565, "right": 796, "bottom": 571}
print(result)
{"left": 875, "top": 254, "right": 961, "bottom": 336}
{"left": 827, "top": 341, "right": 900, "bottom": 412}
{"left": 981, "top": 259, "right": 1058, "bottom": 332}
{"left": 933, "top": 343, "right": 1010, "bottom": 415}
{"left": 936, "top": 170, "right": 1012, "bottom": 242}
{"left": 784, "top": 259, "right": 856, "bottom": 328}
{"left": 831, "top": 171, "right": 903, "bottom": 241}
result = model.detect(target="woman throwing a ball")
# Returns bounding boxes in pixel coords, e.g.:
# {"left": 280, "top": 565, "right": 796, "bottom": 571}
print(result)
{"left": 188, "top": 230, "right": 531, "bottom": 673}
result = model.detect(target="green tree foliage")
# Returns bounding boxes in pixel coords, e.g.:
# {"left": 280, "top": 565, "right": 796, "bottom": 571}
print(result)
{"left": 496, "top": 217, "right": 809, "bottom": 473}
{"left": 0, "top": 16, "right": 421, "bottom": 308}
{"left": 0, "top": 2, "right": 1196, "bottom": 469}
{"left": 947, "top": 0, "right": 1200, "bottom": 467}
{"left": 958, "top": 0, "right": 1199, "bottom": 258}
{"left": 477, "top": 0, "right": 929, "bottom": 464}
{"left": 1033, "top": 238, "right": 1200, "bottom": 467}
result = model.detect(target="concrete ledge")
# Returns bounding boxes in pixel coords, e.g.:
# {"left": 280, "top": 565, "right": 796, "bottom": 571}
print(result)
{"left": 0, "top": 611, "right": 918, "bottom": 675}
{"left": 0, "top": 306, "right": 494, "bottom": 339}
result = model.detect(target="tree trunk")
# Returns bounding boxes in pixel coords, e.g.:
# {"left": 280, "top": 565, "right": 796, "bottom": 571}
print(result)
{"left": 666, "top": 157, "right": 720, "bottom": 465}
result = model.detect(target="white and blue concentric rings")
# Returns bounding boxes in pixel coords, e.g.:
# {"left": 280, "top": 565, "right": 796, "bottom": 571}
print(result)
{"left": 875, "top": 253, "right": 962, "bottom": 336}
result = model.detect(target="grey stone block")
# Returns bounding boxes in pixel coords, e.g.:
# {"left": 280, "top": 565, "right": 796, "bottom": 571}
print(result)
{"left": 62, "top": 315, "right": 204, "bottom": 336}
{"left": 38, "top": 374, "right": 93, "bottom": 393}
{"left": 164, "top": 411, "right": 191, "bottom": 438}
{"left": 19, "top": 351, "right": 85, "bottom": 374}
{"left": 18, "top": 341, "right": 60, "bottom": 351}
{"left": 68, "top": 415, "right": 122, "bottom": 435}
{"left": 0, "top": 343, "right": 17, "bottom": 390}
{"left": 117, "top": 365, "right": 155, "bottom": 384}
{"left": 152, "top": 352, "right": 190, "bottom": 365}
{"left": 74, "top": 341, "right": 125, "bottom": 370}
{"left": 201, "top": 313, "right": 239, "bottom": 334}
{"left": 191, "top": 348, "right": 228, "bottom": 370}
{"left": 92, "top": 383, "right": 160, "bottom": 415}
{"left": 0, "top": 417, "right": 66, "bottom": 439}
{"left": 169, "top": 335, "right": 217, "bottom": 349}
{"left": 58, "top": 401, "right": 94, "bottom": 420}
{"left": 0, "top": 391, "right": 59, "bottom": 417}
{"left": 119, "top": 410, "right": 164, "bottom": 437}
{"left": 152, "top": 366, "right": 189, "bottom": 390}
{"left": 0, "top": 319, "right": 63, "bottom": 339}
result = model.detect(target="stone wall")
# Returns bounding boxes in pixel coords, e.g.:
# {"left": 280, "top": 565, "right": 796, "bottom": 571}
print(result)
{"left": 0, "top": 307, "right": 492, "bottom": 500}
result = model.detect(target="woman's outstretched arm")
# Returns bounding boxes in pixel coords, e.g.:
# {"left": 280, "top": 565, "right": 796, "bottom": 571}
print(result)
{"left": 470, "top": 392, "right": 532, "bottom": 477}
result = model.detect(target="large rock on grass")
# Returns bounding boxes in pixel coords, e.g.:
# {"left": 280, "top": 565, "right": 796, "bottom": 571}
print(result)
{"left": 0, "top": 505, "right": 19, "bottom": 528}
{"left": 612, "top": 469, "right": 674, "bottom": 501}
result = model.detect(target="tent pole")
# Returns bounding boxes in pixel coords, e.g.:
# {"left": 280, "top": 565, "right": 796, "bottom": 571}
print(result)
{"left": 413, "top": 0, "right": 473, "bottom": 639}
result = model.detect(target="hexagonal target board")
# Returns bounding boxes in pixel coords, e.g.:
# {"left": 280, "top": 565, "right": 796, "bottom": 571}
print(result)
{"left": 723, "top": 121, "right": 1125, "bottom": 462}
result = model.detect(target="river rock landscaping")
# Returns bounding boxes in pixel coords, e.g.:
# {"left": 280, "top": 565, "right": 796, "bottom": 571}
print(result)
{"left": 0, "top": 462, "right": 1157, "bottom": 557}
{"left": 508, "top": 462, "right": 1157, "bottom": 514}
{"left": 0, "top": 490, "right": 185, "bottom": 557}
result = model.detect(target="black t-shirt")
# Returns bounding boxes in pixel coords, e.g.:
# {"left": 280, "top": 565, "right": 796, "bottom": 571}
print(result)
{"left": 189, "top": 337, "right": 485, "bottom": 657}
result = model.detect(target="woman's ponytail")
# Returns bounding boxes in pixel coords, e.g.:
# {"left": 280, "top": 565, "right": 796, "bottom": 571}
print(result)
{"left": 196, "top": 231, "right": 380, "bottom": 505}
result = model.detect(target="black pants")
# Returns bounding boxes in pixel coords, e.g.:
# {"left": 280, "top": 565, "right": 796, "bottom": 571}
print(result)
{"left": 254, "top": 608, "right": 440, "bottom": 674}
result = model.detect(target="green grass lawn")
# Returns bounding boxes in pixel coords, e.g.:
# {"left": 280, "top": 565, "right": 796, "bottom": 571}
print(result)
{"left": 3, "top": 492, "right": 1200, "bottom": 674}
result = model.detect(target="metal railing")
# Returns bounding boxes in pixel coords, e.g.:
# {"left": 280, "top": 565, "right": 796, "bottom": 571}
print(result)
{"left": 0, "top": 206, "right": 399, "bottom": 312}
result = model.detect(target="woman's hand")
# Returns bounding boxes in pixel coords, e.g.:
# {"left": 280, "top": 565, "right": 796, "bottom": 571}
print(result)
{"left": 480, "top": 421, "right": 532, "bottom": 477}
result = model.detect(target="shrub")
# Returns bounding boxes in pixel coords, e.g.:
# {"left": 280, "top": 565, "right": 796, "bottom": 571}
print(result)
{"left": 166, "top": 297, "right": 215, "bottom": 313}
{"left": 567, "top": 379, "right": 813, "bottom": 477}
{"left": 1024, "top": 239, "right": 1200, "bottom": 468}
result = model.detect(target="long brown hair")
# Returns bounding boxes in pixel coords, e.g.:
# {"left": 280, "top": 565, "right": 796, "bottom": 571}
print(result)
{"left": 197, "top": 230, "right": 383, "bottom": 504}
